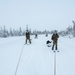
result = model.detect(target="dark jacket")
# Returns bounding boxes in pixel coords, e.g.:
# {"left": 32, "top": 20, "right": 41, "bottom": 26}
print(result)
{"left": 26, "top": 31, "right": 30, "bottom": 39}
{"left": 51, "top": 33, "right": 59, "bottom": 42}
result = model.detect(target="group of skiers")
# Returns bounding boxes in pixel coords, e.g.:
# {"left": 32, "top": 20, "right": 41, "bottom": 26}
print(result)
{"left": 25, "top": 30, "right": 59, "bottom": 50}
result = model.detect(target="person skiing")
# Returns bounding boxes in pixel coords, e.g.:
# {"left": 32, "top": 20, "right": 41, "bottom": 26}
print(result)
{"left": 46, "top": 33, "right": 48, "bottom": 37}
{"left": 35, "top": 33, "right": 38, "bottom": 38}
{"left": 25, "top": 30, "right": 31, "bottom": 44}
{"left": 51, "top": 30, "right": 59, "bottom": 50}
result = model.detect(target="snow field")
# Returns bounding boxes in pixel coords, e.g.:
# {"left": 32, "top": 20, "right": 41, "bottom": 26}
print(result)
{"left": 0, "top": 34, "right": 75, "bottom": 75}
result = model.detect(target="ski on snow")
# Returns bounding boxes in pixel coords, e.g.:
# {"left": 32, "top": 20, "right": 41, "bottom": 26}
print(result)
{"left": 52, "top": 50, "right": 59, "bottom": 53}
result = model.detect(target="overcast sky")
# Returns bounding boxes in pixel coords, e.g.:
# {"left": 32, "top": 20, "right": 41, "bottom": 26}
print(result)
{"left": 0, "top": 0, "right": 75, "bottom": 31}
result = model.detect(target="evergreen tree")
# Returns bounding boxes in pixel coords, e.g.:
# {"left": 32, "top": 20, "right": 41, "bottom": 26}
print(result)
{"left": 3, "top": 26, "right": 8, "bottom": 38}
{"left": 10, "top": 28, "right": 13, "bottom": 36}
{"left": 72, "top": 21, "right": 75, "bottom": 37}
{"left": 18, "top": 27, "right": 22, "bottom": 36}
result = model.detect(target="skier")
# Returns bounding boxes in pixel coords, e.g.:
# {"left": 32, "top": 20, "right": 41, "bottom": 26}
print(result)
{"left": 25, "top": 30, "right": 31, "bottom": 44}
{"left": 51, "top": 31, "right": 59, "bottom": 50}
{"left": 35, "top": 33, "right": 38, "bottom": 38}
{"left": 46, "top": 33, "right": 48, "bottom": 37}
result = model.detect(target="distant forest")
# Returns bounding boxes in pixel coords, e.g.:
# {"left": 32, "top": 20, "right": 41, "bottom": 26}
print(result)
{"left": 0, "top": 21, "right": 75, "bottom": 38}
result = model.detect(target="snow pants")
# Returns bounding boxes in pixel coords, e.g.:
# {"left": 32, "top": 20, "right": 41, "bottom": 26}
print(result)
{"left": 52, "top": 41, "right": 58, "bottom": 50}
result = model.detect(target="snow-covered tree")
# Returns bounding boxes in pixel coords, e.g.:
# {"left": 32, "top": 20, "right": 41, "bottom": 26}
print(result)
{"left": 18, "top": 27, "right": 22, "bottom": 36}
{"left": 72, "top": 21, "right": 75, "bottom": 37}
{"left": 2, "top": 26, "right": 8, "bottom": 38}
{"left": 9, "top": 28, "right": 13, "bottom": 36}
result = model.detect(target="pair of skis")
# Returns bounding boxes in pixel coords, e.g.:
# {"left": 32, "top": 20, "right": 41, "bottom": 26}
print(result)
{"left": 24, "top": 43, "right": 31, "bottom": 45}
{"left": 52, "top": 50, "right": 59, "bottom": 53}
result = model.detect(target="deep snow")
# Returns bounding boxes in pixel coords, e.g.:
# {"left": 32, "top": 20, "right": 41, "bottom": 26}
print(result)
{"left": 0, "top": 34, "right": 75, "bottom": 75}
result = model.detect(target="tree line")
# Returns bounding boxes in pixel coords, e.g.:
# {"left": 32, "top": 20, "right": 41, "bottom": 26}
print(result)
{"left": 0, "top": 21, "right": 75, "bottom": 38}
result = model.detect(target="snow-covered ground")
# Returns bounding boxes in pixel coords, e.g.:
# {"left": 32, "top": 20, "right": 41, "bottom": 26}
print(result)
{"left": 0, "top": 34, "right": 75, "bottom": 75}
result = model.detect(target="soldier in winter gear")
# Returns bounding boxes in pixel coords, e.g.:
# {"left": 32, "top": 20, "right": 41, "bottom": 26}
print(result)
{"left": 51, "top": 31, "right": 59, "bottom": 50}
{"left": 25, "top": 30, "right": 31, "bottom": 44}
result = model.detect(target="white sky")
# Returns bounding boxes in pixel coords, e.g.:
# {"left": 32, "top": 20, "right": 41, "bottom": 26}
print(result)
{"left": 0, "top": 0, "right": 75, "bottom": 31}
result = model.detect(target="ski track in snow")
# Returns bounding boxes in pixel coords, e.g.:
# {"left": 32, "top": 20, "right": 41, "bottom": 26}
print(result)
{"left": 0, "top": 35, "right": 75, "bottom": 75}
